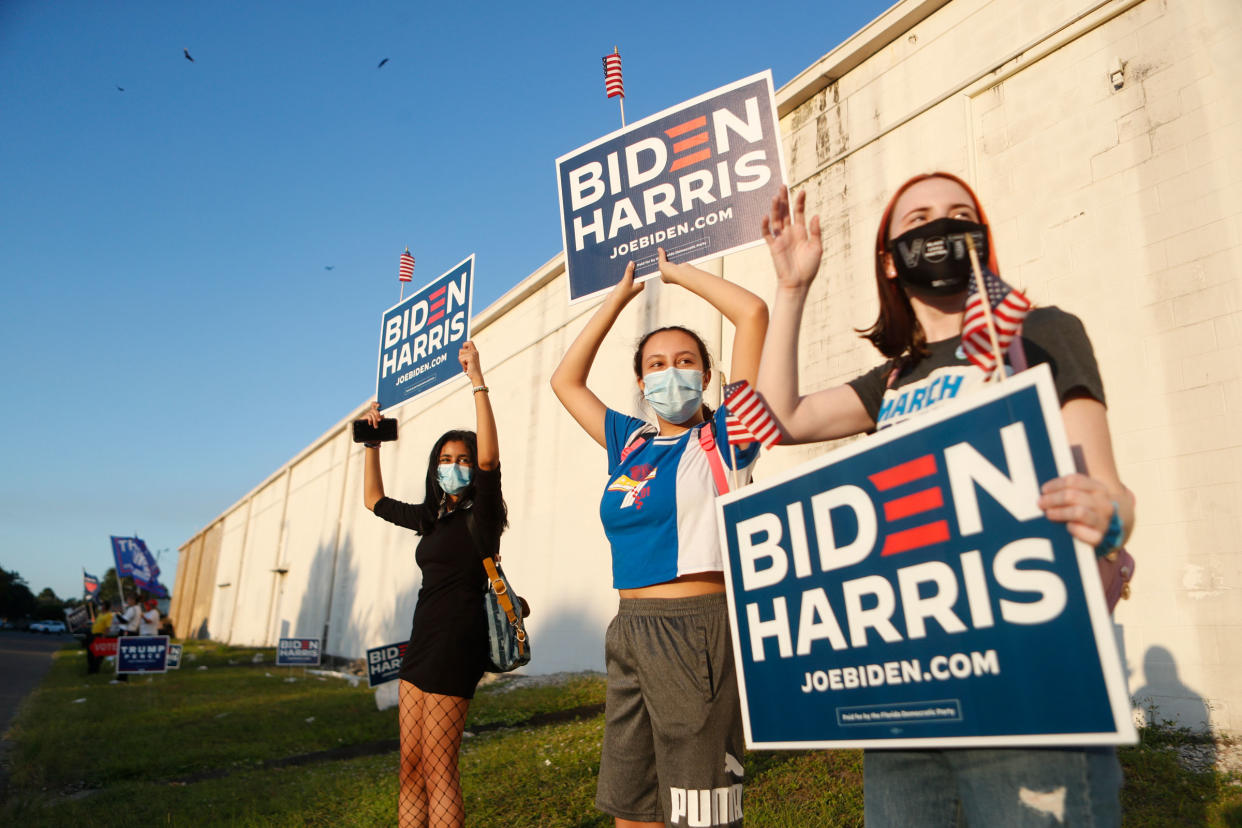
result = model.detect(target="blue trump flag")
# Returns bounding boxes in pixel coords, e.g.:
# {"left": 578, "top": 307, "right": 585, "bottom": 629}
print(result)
{"left": 110, "top": 536, "right": 169, "bottom": 598}
{"left": 375, "top": 255, "right": 474, "bottom": 412}
{"left": 715, "top": 366, "right": 1134, "bottom": 749}
{"left": 556, "top": 71, "right": 786, "bottom": 303}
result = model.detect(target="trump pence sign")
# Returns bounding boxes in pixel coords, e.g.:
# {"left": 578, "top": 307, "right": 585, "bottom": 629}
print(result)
{"left": 716, "top": 366, "right": 1134, "bottom": 749}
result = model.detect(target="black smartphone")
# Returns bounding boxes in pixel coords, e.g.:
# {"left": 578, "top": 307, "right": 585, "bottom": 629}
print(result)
{"left": 352, "top": 418, "right": 398, "bottom": 443}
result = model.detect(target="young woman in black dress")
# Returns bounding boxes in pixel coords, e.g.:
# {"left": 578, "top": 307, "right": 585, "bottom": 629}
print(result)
{"left": 362, "top": 340, "right": 507, "bottom": 828}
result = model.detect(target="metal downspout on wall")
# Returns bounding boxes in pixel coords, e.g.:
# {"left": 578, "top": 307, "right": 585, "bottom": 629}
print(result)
{"left": 320, "top": 434, "right": 354, "bottom": 654}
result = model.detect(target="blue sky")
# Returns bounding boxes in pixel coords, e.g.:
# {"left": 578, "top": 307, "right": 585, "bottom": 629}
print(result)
{"left": 0, "top": 0, "right": 892, "bottom": 601}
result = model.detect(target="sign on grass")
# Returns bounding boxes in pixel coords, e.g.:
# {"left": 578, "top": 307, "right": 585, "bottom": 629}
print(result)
{"left": 716, "top": 366, "right": 1135, "bottom": 749}
{"left": 166, "top": 643, "right": 183, "bottom": 669}
{"left": 276, "top": 637, "right": 321, "bottom": 666}
{"left": 117, "top": 635, "right": 169, "bottom": 674}
{"left": 366, "top": 641, "right": 409, "bottom": 688}
{"left": 555, "top": 71, "right": 785, "bottom": 303}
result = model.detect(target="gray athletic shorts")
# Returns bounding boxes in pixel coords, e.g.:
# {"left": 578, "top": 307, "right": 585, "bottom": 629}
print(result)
{"left": 595, "top": 593, "right": 745, "bottom": 827}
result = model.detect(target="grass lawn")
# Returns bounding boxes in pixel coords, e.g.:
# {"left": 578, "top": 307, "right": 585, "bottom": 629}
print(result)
{"left": 2, "top": 642, "right": 1238, "bottom": 826}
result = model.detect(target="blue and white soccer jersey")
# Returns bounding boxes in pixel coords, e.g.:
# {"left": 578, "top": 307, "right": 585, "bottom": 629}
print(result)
{"left": 600, "top": 408, "right": 760, "bottom": 589}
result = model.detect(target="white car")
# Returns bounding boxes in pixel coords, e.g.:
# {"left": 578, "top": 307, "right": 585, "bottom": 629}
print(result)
{"left": 30, "top": 620, "right": 68, "bottom": 634}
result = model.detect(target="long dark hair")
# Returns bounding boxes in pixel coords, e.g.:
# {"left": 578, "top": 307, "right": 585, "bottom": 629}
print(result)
{"left": 858, "top": 172, "right": 999, "bottom": 364}
{"left": 417, "top": 429, "right": 509, "bottom": 534}
{"left": 633, "top": 325, "right": 714, "bottom": 423}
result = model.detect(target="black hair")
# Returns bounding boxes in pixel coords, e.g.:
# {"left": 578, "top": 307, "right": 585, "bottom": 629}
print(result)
{"left": 633, "top": 325, "right": 714, "bottom": 422}
{"left": 417, "top": 429, "right": 509, "bottom": 534}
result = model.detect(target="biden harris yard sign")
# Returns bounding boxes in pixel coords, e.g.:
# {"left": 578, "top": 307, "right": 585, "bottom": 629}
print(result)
{"left": 366, "top": 641, "right": 409, "bottom": 688}
{"left": 716, "top": 366, "right": 1135, "bottom": 749}
{"left": 376, "top": 255, "right": 474, "bottom": 412}
{"left": 276, "top": 637, "right": 322, "bottom": 667}
{"left": 556, "top": 71, "right": 786, "bottom": 303}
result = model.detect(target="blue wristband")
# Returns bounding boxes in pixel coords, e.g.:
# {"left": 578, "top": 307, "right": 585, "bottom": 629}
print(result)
{"left": 1095, "top": 502, "right": 1124, "bottom": 558}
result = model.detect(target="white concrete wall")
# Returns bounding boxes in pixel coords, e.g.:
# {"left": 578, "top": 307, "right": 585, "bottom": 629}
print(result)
{"left": 171, "top": 0, "right": 1242, "bottom": 732}
{"left": 205, "top": 504, "right": 249, "bottom": 643}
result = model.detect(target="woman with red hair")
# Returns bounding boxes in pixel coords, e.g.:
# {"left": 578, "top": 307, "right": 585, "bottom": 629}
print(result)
{"left": 756, "top": 175, "right": 1134, "bottom": 825}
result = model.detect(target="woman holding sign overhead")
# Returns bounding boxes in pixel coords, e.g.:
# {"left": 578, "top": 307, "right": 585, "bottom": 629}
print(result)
{"left": 362, "top": 340, "right": 508, "bottom": 828}
{"left": 551, "top": 249, "right": 765, "bottom": 828}
{"left": 756, "top": 176, "right": 1135, "bottom": 825}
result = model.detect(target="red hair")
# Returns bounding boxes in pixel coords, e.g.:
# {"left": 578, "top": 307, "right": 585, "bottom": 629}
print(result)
{"left": 860, "top": 172, "right": 998, "bottom": 360}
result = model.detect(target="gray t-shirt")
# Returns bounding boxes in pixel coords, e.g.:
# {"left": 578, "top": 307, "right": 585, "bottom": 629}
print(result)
{"left": 848, "top": 306, "right": 1105, "bottom": 430}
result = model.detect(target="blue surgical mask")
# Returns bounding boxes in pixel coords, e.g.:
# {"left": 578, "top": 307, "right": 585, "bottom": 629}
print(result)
{"left": 437, "top": 463, "right": 473, "bottom": 495}
{"left": 642, "top": 367, "right": 704, "bottom": 423}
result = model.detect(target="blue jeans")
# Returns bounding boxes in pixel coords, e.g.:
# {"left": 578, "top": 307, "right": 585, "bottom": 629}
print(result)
{"left": 864, "top": 747, "right": 1122, "bottom": 826}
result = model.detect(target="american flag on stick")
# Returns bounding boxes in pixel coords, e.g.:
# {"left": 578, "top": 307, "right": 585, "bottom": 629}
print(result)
{"left": 723, "top": 379, "right": 782, "bottom": 449}
{"left": 398, "top": 249, "right": 415, "bottom": 282}
{"left": 602, "top": 51, "right": 624, "bottom": 98}
{"left": 961, "top": 268, "right": 1031, "bottom": 375}
{"left": 603, "top": 48, "right": 626, "bottom": 127}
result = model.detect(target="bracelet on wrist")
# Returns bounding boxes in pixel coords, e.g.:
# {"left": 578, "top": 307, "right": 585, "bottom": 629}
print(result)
{"left": 472, "top": 385, "right": 489, "bottom": 394}
{"left": 364, "top": 441, "right": 381, "bottom": 449}
{"left": 1094, "top": 501, "right": 1124, "bottom": 558}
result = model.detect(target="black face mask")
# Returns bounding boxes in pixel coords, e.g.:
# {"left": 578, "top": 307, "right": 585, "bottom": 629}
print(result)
{"left": 887, "top": 217, "right": 989, "bottom": 296}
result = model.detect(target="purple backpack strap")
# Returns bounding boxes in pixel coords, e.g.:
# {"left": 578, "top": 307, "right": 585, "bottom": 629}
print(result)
{"left": 1007, "top": 325, "right": 1028, "bottom": 373}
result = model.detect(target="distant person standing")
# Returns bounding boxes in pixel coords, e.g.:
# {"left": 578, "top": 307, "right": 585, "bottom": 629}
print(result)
{"left": 111, "top": 595, "right": 139, "bottom": 683}
{"left": 139, "top": 599, "right": 160, "bottom": 636}
{"left": 86, "top": 601, "right": 116, "bottom": 674}
{"left": 120, "top": 594, "right": 141, "bottom": 636}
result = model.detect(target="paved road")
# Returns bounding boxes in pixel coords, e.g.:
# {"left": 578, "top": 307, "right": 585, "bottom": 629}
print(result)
{"left": 0, "top": 631, "right": 70, "bottom": 734}
{"left": 0, "top": 630, "right": 70, "bottom": 800}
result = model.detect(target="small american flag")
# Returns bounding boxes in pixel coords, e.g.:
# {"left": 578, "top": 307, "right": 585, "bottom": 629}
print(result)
{"left": 602, "top": 52, "right": 624, "bottom": 99}
{"left": 961, "top": 269, "right": 1031, "bottom": 375}
{"left": 723, "top": 379, "right": 781, "bottom": 448}
{"left": 398, "top": 249, "right": 415, "bottom": 283}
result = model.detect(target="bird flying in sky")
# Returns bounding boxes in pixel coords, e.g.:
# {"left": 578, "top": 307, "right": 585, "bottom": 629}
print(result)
{"left": 116, "top": 85, "right": 125, "bottom": 92}
{"left": 377, "top": 58, "right": 389, "bottom": 69}
{"left": 184, "top": 48, "right": 195, "bottom": 62}
{"left": 324, "top": 266, "right": 335, "bottom": 271}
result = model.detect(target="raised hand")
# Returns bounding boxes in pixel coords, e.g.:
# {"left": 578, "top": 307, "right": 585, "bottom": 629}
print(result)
{"left": 656, "top": 246, "right": 712, "bottom": 287}
{"left": 364, "top": 401, "right": 382, "bottom": 428}
{"left": 761, "top": 186, "right": 822, "bottom": 290}
{"left": 458, "top": 340, "right": 484, "bottom": 385}
{"left": 607, "top": 260, "right": 645, "bottom": 308}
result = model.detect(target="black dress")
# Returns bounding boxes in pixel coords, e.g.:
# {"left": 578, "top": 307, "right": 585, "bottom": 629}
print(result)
{"left": 372, "top": 465, "right": 502, "bottom": 699}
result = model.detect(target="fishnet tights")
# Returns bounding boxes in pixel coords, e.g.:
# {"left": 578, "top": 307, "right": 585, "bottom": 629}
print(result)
{"left": 398, "top": 679, "right": 472, "bottom": 828}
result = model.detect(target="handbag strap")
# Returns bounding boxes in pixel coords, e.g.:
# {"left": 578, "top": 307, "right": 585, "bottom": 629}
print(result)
{"left": 466, "top": 510, "right": 527, "bottom": 656}
{"left": 481, "top": 555, "right": 528, "bottom": 655}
